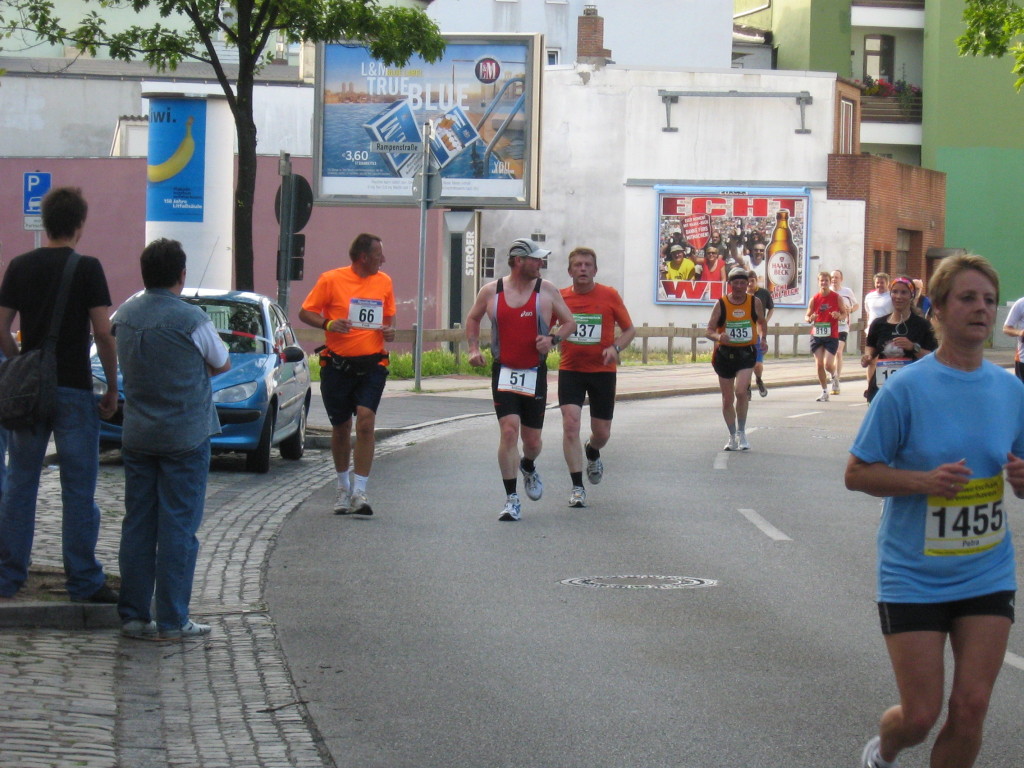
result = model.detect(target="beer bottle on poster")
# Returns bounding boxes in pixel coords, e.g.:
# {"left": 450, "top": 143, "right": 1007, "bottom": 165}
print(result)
{"left": 766, "top": 210, "right": 798, "bottom": 289}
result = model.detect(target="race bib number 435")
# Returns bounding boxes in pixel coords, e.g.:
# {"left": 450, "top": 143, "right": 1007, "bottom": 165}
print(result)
{"left": 925, "top": 475, "right": 1005, "bottom": 556}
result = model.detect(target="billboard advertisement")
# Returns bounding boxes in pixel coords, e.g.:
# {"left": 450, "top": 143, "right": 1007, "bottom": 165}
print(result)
{"left": 145, "top": 98, "right": 207, "bottom": 222}
{"left": 312, "top": 34, "right": 542, "bottom": 208}
{"left": 655, "top": 187, "right": 811, "bottom": 307}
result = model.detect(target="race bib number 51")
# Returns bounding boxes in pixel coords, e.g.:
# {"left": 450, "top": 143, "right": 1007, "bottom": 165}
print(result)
{"left": 497, "top": 365, "right": 538, "bottom": 396}
{"left": 349, "top": 298, "right": 384, "bottom": 329}
{"left": 925, "top": 475, "right": 1005, "bottom": 556}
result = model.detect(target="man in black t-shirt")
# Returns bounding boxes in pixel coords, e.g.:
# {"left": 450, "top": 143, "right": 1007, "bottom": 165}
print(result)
{"left": 747, "top": 270, "right": 775, "bottom": 397}
{"left": 0, "top": 187, "right": 119, "bottom": 602}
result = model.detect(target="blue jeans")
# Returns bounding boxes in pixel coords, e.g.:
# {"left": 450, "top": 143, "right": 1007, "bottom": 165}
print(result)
{"left": 118, "top": 441, "right": 210, "bottom": 631}
{"left": 0, "top": 424, "right": 8, "bottom": 503}
{"left": 0, "top": 387, "right": 107, "bottom": 598}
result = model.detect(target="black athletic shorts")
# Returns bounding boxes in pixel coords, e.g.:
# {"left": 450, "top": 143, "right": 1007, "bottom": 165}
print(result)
{"left": 878, "top": 591, "right": 1016, "bottom": 635}
{"left": 810, "top": 336, "right": 840, "bottom": 356}
{"left": 491, "top": 361, "right": 548, "bottom": 430}
{"left": 558, "top": 370, "right": 617, "bottom": 421}
{"left": 711, "top": 345, "right": 757, "bottom": 380}
{"left": 320, "top": 362, "right": 389, "bottom": 425}
{"left": 838, "top": 331, "right": 849, "bottom": 343}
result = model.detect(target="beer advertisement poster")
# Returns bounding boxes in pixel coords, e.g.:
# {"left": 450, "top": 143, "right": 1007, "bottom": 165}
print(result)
{"left": 655, "top": 187, "right": 811, "bottom": 307}
{"left": 312, "top": 35, "right": 542, "bottom": 209}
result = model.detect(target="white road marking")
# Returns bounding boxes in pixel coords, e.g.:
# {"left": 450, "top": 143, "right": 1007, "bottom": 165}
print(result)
{"left": 714, "top": 452, "right": 729, "bottom": 470}
{"left": 738, "top": 508, "right": 792, "bottom": 541}
{"left": 1004, "top": 650, "right": 1024, "bottom": 672}
{"left": 788, "top": 411, "right": 822, "bottom": 419}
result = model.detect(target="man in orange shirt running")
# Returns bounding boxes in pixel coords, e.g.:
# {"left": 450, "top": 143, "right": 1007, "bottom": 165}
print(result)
{"left": 299, "top": 233, "right": 396, "bottom": 517}
{"left": 558, "top": 247, "right": 635, "bottom": 508}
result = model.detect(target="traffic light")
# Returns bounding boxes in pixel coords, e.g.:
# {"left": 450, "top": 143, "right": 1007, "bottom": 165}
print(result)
{"left": 290, "top": 234, "right": 305, "bottom": 281}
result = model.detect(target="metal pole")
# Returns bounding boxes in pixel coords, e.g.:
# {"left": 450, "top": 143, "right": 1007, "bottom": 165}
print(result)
{"left": 414, "top": 122, "right": 433, "bottom": 391}
{"left": 277, "top": 151, "right": 294, "bottom": 313}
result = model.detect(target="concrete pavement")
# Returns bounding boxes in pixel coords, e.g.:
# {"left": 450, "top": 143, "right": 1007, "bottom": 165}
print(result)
{"left": 0, "top": 350, "right": 1015, "bottom": 767}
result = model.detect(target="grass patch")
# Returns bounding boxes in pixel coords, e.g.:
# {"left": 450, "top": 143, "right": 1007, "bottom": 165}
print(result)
{"left": 307, "top": 345, "right": 731, "bottom": 381}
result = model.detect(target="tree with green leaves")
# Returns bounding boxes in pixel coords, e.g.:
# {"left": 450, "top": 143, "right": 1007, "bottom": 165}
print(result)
{"left": 0, "top": 0, "right": 445, "bottom": 290}
{"left": 959, "top": 0, "right": 1024, "bottom": 91}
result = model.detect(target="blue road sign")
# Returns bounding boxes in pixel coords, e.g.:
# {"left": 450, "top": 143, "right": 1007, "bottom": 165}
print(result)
{"left": 23, "top": 172, "right": 52, "bottom": 215}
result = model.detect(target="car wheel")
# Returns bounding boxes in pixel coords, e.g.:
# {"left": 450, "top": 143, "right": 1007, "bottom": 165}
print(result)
{"left": 246, "top": 409, "right": 275, "bottom": 474}
{"left": 279, "top": 400, "right": 307, "bottom": 461}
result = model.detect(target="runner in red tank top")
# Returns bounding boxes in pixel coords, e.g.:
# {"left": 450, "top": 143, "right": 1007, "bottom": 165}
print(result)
{"left": 466, "top": 238, "right": 576, "bottom": 522}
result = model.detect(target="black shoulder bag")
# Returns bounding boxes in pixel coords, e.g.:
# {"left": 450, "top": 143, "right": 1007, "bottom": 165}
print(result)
{"left": 0, "top": 252, "right": 81, "bottom": 430}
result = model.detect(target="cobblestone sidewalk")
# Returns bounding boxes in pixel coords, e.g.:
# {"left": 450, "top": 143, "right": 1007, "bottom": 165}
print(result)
{"left": 0, "top": 447, "right": 339, "bottom": 768}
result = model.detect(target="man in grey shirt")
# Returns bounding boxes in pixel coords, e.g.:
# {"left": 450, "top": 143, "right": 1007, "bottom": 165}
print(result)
{"left": 113, "top": 238, "right": 230, "bottom": 640}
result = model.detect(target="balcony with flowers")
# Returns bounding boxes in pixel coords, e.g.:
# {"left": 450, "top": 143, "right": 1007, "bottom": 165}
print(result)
{"left": 858, "top": 76, "right": 922, "bottom": 123}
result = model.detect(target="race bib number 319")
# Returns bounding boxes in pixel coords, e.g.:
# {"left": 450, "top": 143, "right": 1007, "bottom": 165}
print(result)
{"left": 925, "top": 475, "right": 1005, "bottom": 556}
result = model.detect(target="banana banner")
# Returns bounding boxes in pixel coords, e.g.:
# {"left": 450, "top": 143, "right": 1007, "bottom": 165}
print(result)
{"left": 146, "top": 98, "right": 206, "bottom": 223}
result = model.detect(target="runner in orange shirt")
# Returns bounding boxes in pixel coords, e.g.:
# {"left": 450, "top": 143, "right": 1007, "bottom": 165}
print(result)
{"left": 299, "top": 233, "right": 396, "bottom": 517}
{"left": 558, "top": 247, "right": 635, "bottom": 508}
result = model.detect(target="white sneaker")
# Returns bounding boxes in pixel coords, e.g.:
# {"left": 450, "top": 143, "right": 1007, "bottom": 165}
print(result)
{"left": 831, "top": 375, "right": 840, "bottom": 395}
{"left": 816, "top": 389, "right": 830, "bottom": 402}
{"left": 159, "top": 619, "right": 211, "bottom": 639}
{"left": 723, "top": 433, "right": 739, "bottom": 451}
{"left": 333, "top": 488, "right": 350, "bottom": 515}
{"left": 520, "top": 460, "right": 543, "bottom": 501}
{"left": 349, "top": 490, "right": 373, "bottom": 516}
{"left": 569, "top": 486, "right": 587, "bottom": 508}
{"left": 736, "top": 431, "right": 750, "bottom": 451}
{"left": 860, "top": 735, "right": 895, "bottom": 768}
{"left": 121, "top": 619, "right": 158, "bottom": 639}
{"left": 585, "top": 442, "right": 604, "bottom": 484}
{"left": 498, "top": 493, "right": 522, "bottom": 521}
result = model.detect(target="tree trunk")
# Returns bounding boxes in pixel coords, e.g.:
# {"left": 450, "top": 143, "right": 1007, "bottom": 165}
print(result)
{"left": 234, "top": 113, "right": 257, "bottom": 292}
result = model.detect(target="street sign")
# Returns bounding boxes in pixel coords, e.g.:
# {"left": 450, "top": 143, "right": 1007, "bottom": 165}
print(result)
{"left": 23, "top": 216, "right": 43, "bottom": 232}
{"left": 370, "top": 141, "right": 422, "bottom": 154}
{"left": 23, "top": 172, "right": 51, "bottom": 215}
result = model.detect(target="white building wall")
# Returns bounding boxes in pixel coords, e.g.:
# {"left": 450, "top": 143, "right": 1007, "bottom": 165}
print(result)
{"left": 477, "top": 65, "right": 867, "bottom": 337}
{"left": 0, "top": 75, "right": 314, "bottom": 157}
{"left": 426, "top": 0, "right": 733, "bottom": 69}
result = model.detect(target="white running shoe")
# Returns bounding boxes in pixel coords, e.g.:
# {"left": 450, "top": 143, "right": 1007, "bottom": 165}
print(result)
{"left": 498, "top": 493, "right": 522, "bottom": 521}
{"left": 736, "top": 431, "right": 750, "bottom": 451}
{"left": 860, "top": 735, "right": 895, "bottom": 768}
{"left": 333, "top": 488, "right": 350, "bottom": 515}
{"left": 121, "top": 619, "right": 158, "bottom": 639}
{"left": 757, "top": 378, "right": 768, "bottom": 397}
{"left": 831, "top": 374, "right": 840, "bottom": 395}
{"left": 569, "top": 486, "right": 587, "bottom": 508}
{"left": 816, "top": 389, "right": 830, "bottom": 402}
{"left": 159, "top": 619, "right": 212, "bottom": 639}
{"left": 724, "top": 433, "right": 739, "bottom": 451}
{"left": 520, "top": 461, "right": 543, "bottom": 501}
{"left": 349, "top": 490, "right": 373, "bottom": 516}
{"left": 586, "top": 457, "right": 604, "bottom": 485}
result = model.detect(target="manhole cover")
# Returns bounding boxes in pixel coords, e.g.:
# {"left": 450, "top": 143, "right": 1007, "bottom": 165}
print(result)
{"left": 559, "top": 575, "right": 718, "bottom": 590}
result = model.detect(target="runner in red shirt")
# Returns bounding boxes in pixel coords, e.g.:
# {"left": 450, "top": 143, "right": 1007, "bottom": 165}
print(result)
{"left": 558, "top": 247, "right": 635, "bottom": 508}
{"left": 805, "top": 271, "right": 847, "bottom": 402}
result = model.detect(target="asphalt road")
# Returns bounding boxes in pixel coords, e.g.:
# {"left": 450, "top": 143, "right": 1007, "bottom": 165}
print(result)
{"left": 266, "top": 385, "right": 1024, "bottom": 768}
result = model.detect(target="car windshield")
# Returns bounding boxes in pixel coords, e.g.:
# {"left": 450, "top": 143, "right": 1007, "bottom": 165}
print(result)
{"left": 184, "top": 298, "right": 268, "bottom": 354}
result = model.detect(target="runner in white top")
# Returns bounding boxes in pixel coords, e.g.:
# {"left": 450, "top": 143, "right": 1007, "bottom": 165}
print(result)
{"left": 830, "top": 270, "right": 860, "bottom": 395}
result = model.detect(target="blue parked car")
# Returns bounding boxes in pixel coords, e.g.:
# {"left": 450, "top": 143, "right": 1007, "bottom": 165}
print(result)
{"left": 93, "top": 289, "right": 311, "bottom": 473}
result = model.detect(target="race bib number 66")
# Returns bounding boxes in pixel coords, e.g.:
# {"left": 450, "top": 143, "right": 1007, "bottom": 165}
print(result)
{"left": 925, "top": 475, "right": 1005, "bottom": 556}
{"left": 349, "top": 298, "right": 384, "bottom": 329}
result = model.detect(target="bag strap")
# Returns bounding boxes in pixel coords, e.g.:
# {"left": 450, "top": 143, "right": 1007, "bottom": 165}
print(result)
{"left": 44, "top": 251, "right": 81, "bottom": 349}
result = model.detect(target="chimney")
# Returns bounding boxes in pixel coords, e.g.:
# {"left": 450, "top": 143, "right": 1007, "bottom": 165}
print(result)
{"left": 577, "top": 5, "right": 611, "bottom": 66}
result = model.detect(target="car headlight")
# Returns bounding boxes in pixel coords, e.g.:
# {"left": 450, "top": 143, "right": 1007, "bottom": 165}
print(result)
{"left": 213, "top": 381, "right": 258, "bottom": 403}
{"left": 92, "top": 376, "right": 108, "bottom": 397}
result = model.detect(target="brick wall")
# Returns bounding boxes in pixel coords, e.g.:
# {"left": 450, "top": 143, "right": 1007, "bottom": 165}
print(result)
{"left": 577, "top": 12, "right": 611, "bottom": 60}
{"left": 827, "top": 153, "right": 946, "bottom": 301}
